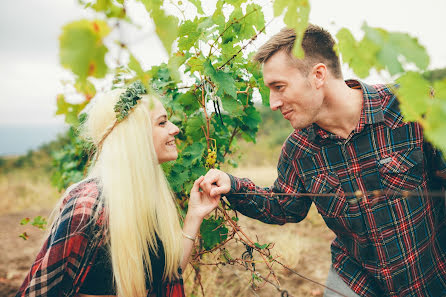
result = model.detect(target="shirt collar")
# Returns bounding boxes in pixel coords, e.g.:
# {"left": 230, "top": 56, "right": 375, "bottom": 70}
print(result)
{"left": 310, "top": 79, "right": 385, "bottom": 141}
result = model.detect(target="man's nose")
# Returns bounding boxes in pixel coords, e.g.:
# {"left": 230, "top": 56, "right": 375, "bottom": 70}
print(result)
{"left": 269, "top": 93, "right": 282, "bottom": 111}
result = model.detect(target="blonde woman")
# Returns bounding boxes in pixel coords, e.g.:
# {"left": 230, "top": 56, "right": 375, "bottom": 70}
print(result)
{"left": 16, "top": 82, "right": 220, "bottom": 297}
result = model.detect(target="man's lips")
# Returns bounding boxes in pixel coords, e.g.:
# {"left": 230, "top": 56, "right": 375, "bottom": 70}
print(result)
{"left": 281, "top": 110, "right": 292, "bottom": 120}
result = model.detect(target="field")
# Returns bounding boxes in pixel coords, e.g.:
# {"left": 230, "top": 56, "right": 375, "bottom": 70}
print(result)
{"left": 0, "top": 142, "right": 335, "bottom": 297}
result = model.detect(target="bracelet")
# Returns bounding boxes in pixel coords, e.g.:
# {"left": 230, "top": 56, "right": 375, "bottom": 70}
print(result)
{"left": 182, "top": 231, "right": 196, "bottom": 242}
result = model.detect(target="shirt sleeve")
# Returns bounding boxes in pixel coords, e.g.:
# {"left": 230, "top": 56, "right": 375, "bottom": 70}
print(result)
{"left": 16, "top": 184, "right": 100, "bottom": 297}
{"left": 225, "top": 144, "right": 312, "bottom": 225}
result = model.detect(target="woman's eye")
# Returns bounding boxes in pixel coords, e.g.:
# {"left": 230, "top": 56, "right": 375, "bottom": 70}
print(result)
{"left": 159, "top": 121, "right": 167, "bottom": 126}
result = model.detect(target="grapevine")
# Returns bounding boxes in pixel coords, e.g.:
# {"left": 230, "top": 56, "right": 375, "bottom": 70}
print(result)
{"left": 47, "top": 0, "right": 445, "bottom": 295}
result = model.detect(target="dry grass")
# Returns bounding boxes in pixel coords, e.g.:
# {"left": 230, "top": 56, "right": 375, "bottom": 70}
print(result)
{"left": 0, "top": 168, "right": 60, "bottom": 215}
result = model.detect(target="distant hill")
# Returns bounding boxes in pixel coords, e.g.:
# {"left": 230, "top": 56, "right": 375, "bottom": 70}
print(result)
{"left": 0, "top": 124, "right": 67, "bottom": 156}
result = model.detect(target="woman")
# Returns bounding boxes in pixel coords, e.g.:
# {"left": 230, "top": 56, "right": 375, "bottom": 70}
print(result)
{"left": 16, "top": 81, "right": 219, "bottom": 297}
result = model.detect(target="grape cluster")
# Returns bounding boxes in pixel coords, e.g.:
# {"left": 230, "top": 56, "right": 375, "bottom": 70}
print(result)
{"left": 206, "top": 148, "right": 217, "bottom": 168}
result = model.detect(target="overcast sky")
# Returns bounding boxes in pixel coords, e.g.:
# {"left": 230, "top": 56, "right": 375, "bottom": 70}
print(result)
{"left": 1, "top": 0, "right": 445, "bottom": 126}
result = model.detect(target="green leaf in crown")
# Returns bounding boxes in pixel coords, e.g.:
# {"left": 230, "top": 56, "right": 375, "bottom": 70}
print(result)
{"left": 113, "top": 81, "right": 147, "bottom": 122}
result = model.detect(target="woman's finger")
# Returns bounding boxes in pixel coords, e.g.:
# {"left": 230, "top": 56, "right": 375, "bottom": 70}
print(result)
{"left": 191, "top": 176, "right": 204, "bottom": 193}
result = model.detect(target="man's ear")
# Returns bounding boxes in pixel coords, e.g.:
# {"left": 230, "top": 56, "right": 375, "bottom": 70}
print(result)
{"left": 312, "top": 63, "right": 327, "bottom": 89}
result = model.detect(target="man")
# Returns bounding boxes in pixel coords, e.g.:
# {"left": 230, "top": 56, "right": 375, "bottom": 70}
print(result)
{"left": 200, "top": 25, "right": 446, "bottom": 297}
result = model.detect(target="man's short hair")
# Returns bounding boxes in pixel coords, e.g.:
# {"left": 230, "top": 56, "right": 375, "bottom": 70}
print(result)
{"left": 253, "top": 24, "right": 343, "bottom": 79}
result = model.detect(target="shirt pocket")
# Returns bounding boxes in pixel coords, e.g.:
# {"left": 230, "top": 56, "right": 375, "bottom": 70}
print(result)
{"left": 378, "top": 146, "right": 424, "bottom": 197}
{"left": 304, "top": 172, "right": 348, "bottom": 218}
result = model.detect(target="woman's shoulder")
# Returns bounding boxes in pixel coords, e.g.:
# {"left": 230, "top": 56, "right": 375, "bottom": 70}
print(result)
{"left": 59, "top": 178, "right": 104, "bottom": 225}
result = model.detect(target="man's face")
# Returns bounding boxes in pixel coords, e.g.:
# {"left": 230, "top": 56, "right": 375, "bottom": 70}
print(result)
{"left": 263, "top": 50, "right": 324, "bottom": 130}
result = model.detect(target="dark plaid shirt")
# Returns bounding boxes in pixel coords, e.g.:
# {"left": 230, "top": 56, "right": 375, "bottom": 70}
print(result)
{"left": 227, "top": 80, "right": 446, "bottom": 297}
{"left": 16, "top": 179, "right": 185, "bottom": 297}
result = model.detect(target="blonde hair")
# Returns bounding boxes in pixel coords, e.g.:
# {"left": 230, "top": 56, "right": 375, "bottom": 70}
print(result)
{"left": 81, "top": 89, "right": 183, "bottom": 296}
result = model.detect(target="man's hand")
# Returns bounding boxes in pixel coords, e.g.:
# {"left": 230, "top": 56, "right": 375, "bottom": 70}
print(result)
{"left": 200, "top": 169, "right": 231, "bottom": 199}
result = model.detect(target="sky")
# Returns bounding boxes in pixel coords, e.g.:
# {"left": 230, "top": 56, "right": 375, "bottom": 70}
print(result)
{"left": 0, "top": 0, "right": 445, "bottom": 127}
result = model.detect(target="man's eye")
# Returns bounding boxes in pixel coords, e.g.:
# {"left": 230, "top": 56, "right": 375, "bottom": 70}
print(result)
{"left": 275, "top": 85, "right": 283, "bottom": 91}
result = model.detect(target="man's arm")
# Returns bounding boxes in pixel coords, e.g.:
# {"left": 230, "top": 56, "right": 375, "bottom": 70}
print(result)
{"left": 424, "top": 141, "right": 446, "bottom": 190}
{"left": 200, "top": 156, "right": 312, "bottom": 225}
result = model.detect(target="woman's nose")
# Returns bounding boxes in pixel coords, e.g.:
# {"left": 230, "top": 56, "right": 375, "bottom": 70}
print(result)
{"left": 170, "top": 122, "right": 180, "bottom": 135}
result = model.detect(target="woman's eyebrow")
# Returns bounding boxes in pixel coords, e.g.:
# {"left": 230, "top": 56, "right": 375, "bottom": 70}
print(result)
{"left": 156, "top": 114, "right": 167, "bottom": 121}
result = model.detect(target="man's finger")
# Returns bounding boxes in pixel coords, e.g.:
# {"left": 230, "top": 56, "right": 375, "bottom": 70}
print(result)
{"left": 210, "top": 185, "right": 226, "bottom": 198}
{"left": 200, "top": 170, "right": 219, "bottom": 193}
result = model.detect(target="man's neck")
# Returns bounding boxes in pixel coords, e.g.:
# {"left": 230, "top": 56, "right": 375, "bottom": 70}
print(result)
{"left": 315, "top": 79, "right": 363, "bottom": 139}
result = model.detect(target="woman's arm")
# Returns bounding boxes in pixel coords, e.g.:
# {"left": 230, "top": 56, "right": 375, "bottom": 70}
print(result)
{"left": 180, "top": 176, "right": 220, "bottom": 271}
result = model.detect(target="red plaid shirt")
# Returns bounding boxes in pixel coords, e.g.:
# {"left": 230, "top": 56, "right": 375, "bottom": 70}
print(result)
{"left": 16, "top": 179, "right": 185, "bottom": 297}
{"left": 227, "top": 80, "right": 446, "bottom": 296}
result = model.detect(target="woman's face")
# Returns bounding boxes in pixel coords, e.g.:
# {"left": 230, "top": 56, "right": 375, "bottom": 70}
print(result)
{"left": 150, "top": 99, "right": 180, "bottom": 164}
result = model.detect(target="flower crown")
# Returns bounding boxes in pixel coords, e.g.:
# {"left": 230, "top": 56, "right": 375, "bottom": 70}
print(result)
{"left": 114, "top": 80, "right": 147, "bottom": 122}
{"left": 94, "top": 80, "right": 147, "bottom": 161}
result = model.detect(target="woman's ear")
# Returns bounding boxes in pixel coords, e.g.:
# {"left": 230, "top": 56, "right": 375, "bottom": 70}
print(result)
{"left": 312, "top": 63, "right": 327, "bottom": 89}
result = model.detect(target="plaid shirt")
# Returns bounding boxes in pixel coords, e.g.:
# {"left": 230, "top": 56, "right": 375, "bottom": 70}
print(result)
{"left": 227, "top": 80, "right": 446, "bottom": 297}
{"left": 16, "top": 179, "right": 185, "bottom": 297}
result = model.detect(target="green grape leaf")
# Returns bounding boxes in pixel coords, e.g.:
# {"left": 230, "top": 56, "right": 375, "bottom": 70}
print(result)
{"left": 152, "top": 9, "right": 179, "bottom": 55}
{"left": 273, "top": 0, "right": 310, "bottom": 58}
{"left": 242, "top": 106, "right": 261, "bottom": 130}
{"left": 20, "top": 218, "right": 30, "bottom": 225}
{"left": 224, "top": 0, "right": 247, "bottom": 6}
{"left": 362, "top": 24, "right": 429, "bottom": 75}
{"left": 212, "top": 0, "right": 226, "bottom": 33}
{"left": 181, "top": 142, "right": 206, "bottom": 167}
{"left": 256, "top": 78, "right": 270, "bottom": 106}
{"left": 221, "top": 43, "right": 242, "bottom": 65}
{"left": 188, "top": 0, "right": 204, "bottom": 14}
{"left": 31, "top": 216, "right": 47, "bottom": 229}
{"left": 187, "top": 56, "right": 206, "bottom": 74}
{"left": 254, "top": 242, "right": 270, "bottom": 249}
{"left": 178, "top": 19, "right": 201, "bottom": 51}
{"left": 56, "top": 94, "right": 88, "bottom": 126}
{"left": 336, "top": 28, "right": 380, "bottom": 78}
{"left": 245, "top": 4, "right": 265, "bottom": 32}
{"left": 204, "top": 59, "right": 237, "bottom": 98}
{"left": 19, "top": 232, "right": 29, "bottom": 240}
{"left": 433, "top": 79, "right": 446, "bottom": 100}
{"left": 185, "top": 114, "right": 206, "bottom": 141}
{"left": 59, "top": 19, "right": 110, "bottom": 80}
{"left": 129, "top": 53, "right": 145, "bottom": 77}
{"left": 177, "top": 92, "right": 200, "bottom": 116}
{"left": 190, "top": 165, "right": 207, "bottom": 180}
{"left": 168, "top": 52, "right": 187, "bottom": 82}
{"left": 74, "top": 78, "right": 96, "bottom": 100}
{"left": 169, "top": 164, "right": 190, "bottom": 192}
{"left": 387, "top": 32, "right": 429, "bottom": 71}
{"left": 396, "top": 72, "right": 431, "bottom": 121}
{"left": 221, "top": 95, "right": 244, "bottom": 116}
{"left": 138, "top": 0, "right": 179, "bottom": 54}
{"left": 200, "top": 217, "right": 228, "bottom": 250}
{"left": 91, "top": 0, "right": 124, "bottom": 18}
{"left": 424, "top": 99, "right": 446, "bottom": 153}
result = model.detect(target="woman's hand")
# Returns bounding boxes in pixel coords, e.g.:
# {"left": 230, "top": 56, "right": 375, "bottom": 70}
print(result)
{"left": 187, "top": 176, "right": 220, "bottom": 220}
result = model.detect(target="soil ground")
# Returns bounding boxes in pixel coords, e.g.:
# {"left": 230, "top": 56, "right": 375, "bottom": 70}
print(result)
{"left": 0, "top": 166, "right": 336, "bottom": 297}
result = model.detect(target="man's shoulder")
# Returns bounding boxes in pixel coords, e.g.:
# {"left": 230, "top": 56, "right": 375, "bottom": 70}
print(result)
{"left": 281, "top": 128, "right": 320, "bottom": 159}
{"left": 368, "top": 82, "right": 406, "bottom": 128}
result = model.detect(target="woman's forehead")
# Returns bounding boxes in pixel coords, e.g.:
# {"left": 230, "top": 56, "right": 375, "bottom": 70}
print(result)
{"left": 149, "top": 98, "right": 167, "bottom": 118}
